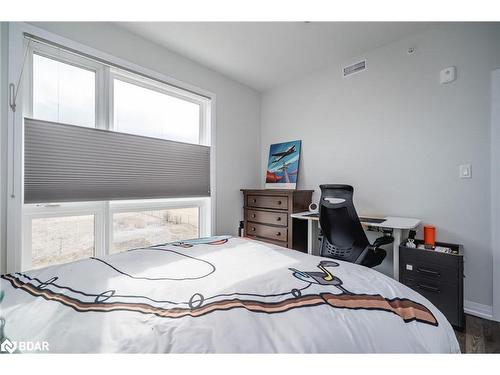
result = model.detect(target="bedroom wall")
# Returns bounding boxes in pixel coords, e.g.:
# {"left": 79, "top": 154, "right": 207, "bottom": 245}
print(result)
{"left": 0, "top": 23, "right": 8, "bottom": 275}
{"left": 26, "top": 23, "right": 261, "bottom": 234}
{"left": 260, "top": 24, "right": 500, "bottom": 310}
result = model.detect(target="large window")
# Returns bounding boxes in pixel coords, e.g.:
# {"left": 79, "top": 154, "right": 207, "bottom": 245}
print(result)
{"left": 20, "top": 42, "right": 212, "bottom": 271}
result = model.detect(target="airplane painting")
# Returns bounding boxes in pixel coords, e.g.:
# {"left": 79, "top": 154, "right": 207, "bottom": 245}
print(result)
{"left": 265, "top": 140, "right": 302, "bottom": 189}
{"left": 271, "top": 144, "right": 296, "bottom": 164}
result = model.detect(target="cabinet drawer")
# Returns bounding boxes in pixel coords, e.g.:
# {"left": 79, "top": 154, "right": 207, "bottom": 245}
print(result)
{"left": 247, "top": 195, "right": 288, "bottom": 210}
{"left": 246, "top": 222, "right": 288, "bottom": 242}
{"left": 400, "top": 257, "right": 459, "bottom": 285}
{"left": 401, "top": 276, "right": 460, "bottom": 327}
{"left": 400, "top": 246, "right": 461, "bottom": 269}
{"left": 246, "top": 209, "right": 287, "bottom": 226}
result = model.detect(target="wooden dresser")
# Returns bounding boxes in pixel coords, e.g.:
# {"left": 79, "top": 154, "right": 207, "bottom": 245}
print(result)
{"left": 241, "top": 189, "right": 313, "bottom": 252}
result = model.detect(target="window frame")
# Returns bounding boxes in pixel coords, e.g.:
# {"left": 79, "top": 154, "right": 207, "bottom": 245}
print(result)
{"left": 109, "top": 69, "right": 210, "bottom": 145}
{"left": 21, "top": 197, "right": 210, "bottom": 270}
{"left": 26, "top": 42, "right": 107, "bottom": 129}
{"left": 22, "top": 202, "right": 105, "bottom": 271}
{"left": 6, "top": 22, "right": 216, "bottom": 273}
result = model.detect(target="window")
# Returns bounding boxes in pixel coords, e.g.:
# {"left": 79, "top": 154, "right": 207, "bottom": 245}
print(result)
{"left": 30, "top": 215, "right": 95, "bottom": 269}
{"left": 18, "top": 41, "right": 212, "bottom": 271}
{"left": 111, "top": 207, "right": 199, "bottom": 253}
{"left": 113, "top": 78, "right": 201, "bottom": 144}
{"left": 22, "top": 201, "right": 104, "bottom": 271}
{"left": 32, "top": 53, "right": 96, "bottom": 128}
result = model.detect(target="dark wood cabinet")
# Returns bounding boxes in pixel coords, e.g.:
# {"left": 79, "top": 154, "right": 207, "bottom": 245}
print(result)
{"left": 241, "top": 189, "right": 313, "bottom": 251}
{"left": 399, "top": 240, "right": 464, "bottom": 330}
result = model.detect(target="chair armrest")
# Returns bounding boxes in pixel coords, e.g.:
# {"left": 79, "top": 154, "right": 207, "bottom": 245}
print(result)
{"left": 371, "top": 235, "right": 394, "bottom": 248}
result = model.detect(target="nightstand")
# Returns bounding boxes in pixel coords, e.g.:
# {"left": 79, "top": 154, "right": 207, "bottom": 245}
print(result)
{"left": 399, "top": 240, "right": 464, "bottom": 330}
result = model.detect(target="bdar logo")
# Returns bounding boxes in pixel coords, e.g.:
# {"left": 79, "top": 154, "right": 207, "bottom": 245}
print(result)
{"left": 0, "top": 338, "right": 16, "bottom": 354}
{"left": 0, "top": 339, "right": 49, "bottom": 353}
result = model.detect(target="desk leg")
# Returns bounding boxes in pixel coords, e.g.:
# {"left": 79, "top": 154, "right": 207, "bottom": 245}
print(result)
{"left": 307, "top": 220, "right": 314, "bottom": 255}
{"left": 393, "top": 229, "right": 402, "bottom": 281}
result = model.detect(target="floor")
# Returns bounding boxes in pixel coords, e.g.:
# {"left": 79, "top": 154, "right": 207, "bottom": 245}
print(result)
{"left": 455, "top": 314, "right": 500, "bottom": 353}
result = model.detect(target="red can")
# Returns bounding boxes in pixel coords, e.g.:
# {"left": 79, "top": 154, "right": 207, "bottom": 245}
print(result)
{"left": 424, "top": 225, "right": 436, "bottom": 247}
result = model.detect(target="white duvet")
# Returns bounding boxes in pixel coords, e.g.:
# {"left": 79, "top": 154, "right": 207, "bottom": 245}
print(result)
{"left": 0, "top": 236, "right": 460, "bottom": 353}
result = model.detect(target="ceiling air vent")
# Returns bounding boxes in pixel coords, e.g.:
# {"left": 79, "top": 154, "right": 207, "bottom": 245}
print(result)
{"left": 343, "top": 60, "right": 366, "bottom": 77}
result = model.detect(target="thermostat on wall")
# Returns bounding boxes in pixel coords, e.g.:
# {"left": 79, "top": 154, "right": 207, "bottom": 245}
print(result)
{"left": 440, "top": 66, "right": 457, "bottom": 84}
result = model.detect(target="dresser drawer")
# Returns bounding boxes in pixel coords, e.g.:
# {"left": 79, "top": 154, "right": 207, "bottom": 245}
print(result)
{"left": 247, "top": 195, "right": 288, "bottom": 210}
{"left": 401, "top": 276, "right": 460, "bottom": 327}
{"left": 246, "top": 209, "right": 287, "bottom": 226}
{"left": 246, "top": 222, "right": 288, "bottom": 242}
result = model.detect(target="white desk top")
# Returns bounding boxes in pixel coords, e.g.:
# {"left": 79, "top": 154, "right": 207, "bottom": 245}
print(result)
{"left": 290, "top": 211, "right": 421, "bottom": 230}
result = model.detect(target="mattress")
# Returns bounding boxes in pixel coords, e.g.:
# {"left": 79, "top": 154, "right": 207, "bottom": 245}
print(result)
{"left": 0, "top": 236, "right": 460, "bottom": 353}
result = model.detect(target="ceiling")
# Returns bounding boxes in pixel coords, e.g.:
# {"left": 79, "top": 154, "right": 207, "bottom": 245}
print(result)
{"left": 117, "top": 22, "right": 433, "bottom": 92}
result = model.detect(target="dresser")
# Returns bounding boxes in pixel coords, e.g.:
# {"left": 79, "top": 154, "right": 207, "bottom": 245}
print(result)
{"left": 399, "top": 240, "right": 464, "bottom": 330}
{"left": 241, "top": 189, "right": 313, "bottom": 252}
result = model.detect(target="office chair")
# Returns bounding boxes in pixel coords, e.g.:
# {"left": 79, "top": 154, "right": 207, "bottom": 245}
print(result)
{"left": 319, "top": 184, "right": 393, "bottom": 268}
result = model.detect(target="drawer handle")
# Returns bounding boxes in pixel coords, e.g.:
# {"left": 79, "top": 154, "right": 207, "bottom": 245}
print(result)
{"left": 276, "top": 232, "right": 281, "bottom": 236}
{"left": 252, "top": 199, "right": 257, "bottom": 203}
{"left": 417, "top": 284, "right": 440, "bottom": 293}
{"left": 277, "top": 200, "right": 282, "bottom": 205}
{"left": 417, "top": 268, "right": 441, "bottom": 277}
{"left": 276, "top": 217, "right": 281, "bottom": 221}
{"left": 251, "top": 227, "right": 256, "bottom": 231}
{"left": 252, "top": 214, "right": 256, "bottom": 218}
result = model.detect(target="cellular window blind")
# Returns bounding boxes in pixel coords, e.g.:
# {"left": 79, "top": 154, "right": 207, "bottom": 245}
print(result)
{"left": 24, "top": 118, "right": 211, "bottom": 204}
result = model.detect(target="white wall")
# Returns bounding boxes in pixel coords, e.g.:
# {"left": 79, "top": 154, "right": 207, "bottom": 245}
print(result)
{"left": 0, "top": 23, "right": 8, "bottom": 275}
{"left": 261, "top": 24, "right": 500, "bottom": 308}
{"left": 0, "top": 22, "right": 261, "bottom": 273}
{"left": 492, "top": 70, "right": 500, "bottom": 321}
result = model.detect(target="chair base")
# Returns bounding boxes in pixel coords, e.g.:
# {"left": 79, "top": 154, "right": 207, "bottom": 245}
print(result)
{"left": 360, "top": 248, "right": 386, "bottom": 268}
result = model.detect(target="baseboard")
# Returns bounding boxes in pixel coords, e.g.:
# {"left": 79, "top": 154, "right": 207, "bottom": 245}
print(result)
{"left": 464, "top": 300, "right": 494, "bottom": 320}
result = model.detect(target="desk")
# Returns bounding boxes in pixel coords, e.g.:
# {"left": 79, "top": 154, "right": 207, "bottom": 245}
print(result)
{"left": 290, "top": 212, "right": 421, "bottom": 281}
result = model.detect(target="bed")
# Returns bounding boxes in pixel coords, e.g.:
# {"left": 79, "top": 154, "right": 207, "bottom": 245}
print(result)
{"left": 0, "top": 236, "right": 460, "bottom": 353}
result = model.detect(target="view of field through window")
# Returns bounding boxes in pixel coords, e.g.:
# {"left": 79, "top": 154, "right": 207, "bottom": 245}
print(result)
{"left": 31, "top": 208, "right": 199, "bottom": 269}
{"left": 112, "top": 207, "right": 199, "bottom": 253}
{"left": 31, "top": 215, "right": 95, "bottom": 269}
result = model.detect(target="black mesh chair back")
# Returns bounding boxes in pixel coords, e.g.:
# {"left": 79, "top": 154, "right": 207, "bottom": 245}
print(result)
{"left": 319, "top": 184, "right": 370, "bottom": 263}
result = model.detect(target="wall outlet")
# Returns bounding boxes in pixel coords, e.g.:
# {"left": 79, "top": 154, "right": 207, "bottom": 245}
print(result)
{"left": 440, "top": 66, "right": 457, "bottom": 84}
{"left": 459, "top": 164, "right": 472, "bottom": 179}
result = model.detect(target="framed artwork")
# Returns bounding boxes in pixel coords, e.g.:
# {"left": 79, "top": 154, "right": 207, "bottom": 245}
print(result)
{"left": 265, "top": 140, "right": 302, "bottom": 189}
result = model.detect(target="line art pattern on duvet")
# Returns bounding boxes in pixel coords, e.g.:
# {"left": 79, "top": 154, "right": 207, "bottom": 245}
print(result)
{"left": 2, "top": 248, "right": 438, "bottom": 327}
